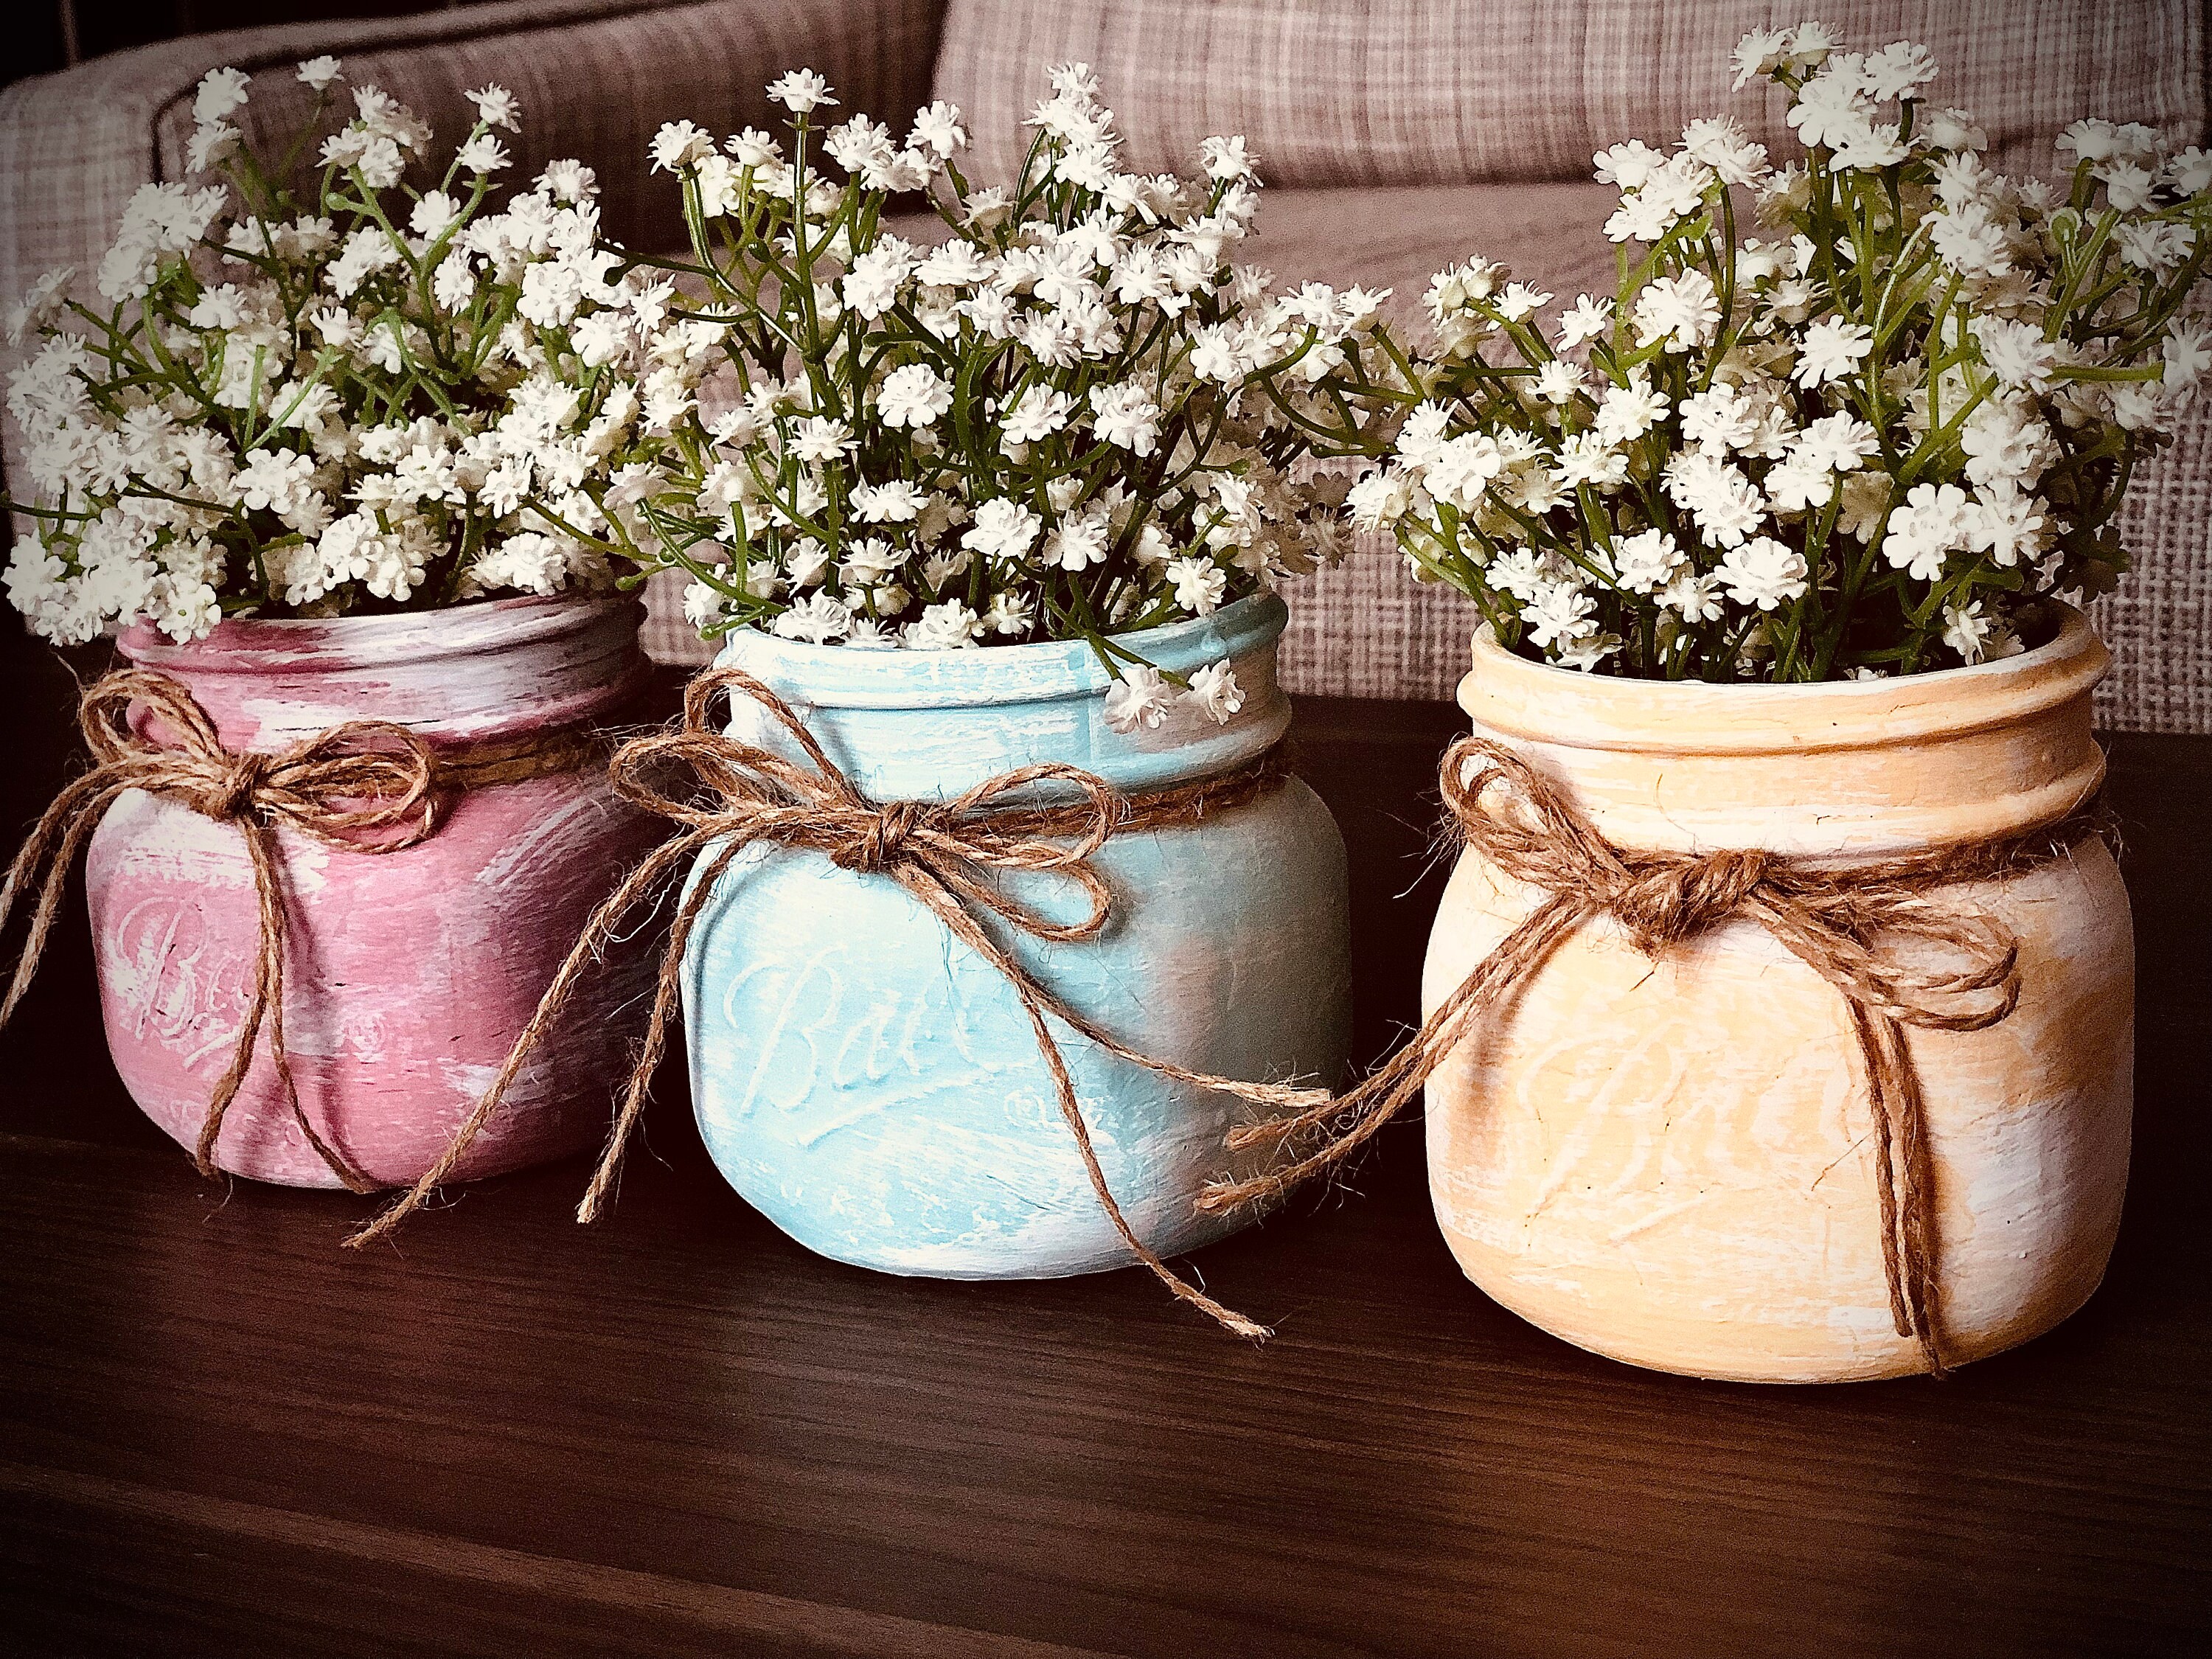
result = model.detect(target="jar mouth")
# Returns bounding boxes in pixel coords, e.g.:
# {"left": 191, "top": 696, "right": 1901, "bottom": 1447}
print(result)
{"left": 712, "top": 591, "right": 1288, "bottom": 711}
{"left": 1464, "top": 602, "right": 2109, "bottom": 755}
{"left": 119, "top": 592, "right": 641, "bottom": 675}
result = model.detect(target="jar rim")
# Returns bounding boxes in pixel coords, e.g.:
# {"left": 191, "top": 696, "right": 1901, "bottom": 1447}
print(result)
{"left": 118, "top": 592, "right": 641, "bottom": 675}
{"left": 1463, "top": 602, "right": 2109, "bottom": 755}
{"left": 712, "top": 591, "right": 1288, "bottom": 710}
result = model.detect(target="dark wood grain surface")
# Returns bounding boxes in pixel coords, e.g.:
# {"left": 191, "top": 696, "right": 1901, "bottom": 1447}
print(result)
{"left": 2, "top": 627, "right": 2208, "bottom": 1659}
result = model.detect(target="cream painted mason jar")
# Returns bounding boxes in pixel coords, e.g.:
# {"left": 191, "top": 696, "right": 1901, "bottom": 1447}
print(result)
{"left": 1422, "top": 607, "right": 2132, "bottom": 1382}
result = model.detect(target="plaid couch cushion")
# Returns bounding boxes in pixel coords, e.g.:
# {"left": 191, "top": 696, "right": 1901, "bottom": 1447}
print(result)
{"left": 935, "top": 1, "right": 2207, "bottom": 189}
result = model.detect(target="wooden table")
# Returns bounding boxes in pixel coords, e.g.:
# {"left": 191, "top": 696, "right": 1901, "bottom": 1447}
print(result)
{"left": 3, "top": 637, "right": 2208, "bottom": 1658}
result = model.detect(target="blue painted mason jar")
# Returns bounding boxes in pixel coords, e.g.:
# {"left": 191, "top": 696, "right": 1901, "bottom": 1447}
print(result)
{"left": 680, "top": 593, "right": 1352, "bottom": 1278}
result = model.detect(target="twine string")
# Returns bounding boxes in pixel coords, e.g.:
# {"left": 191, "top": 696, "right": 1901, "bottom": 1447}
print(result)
{"left": 349, "top": 666, "right": 1321, "bottom": 1339}
{"left": 1198, "top": 734, "right": 2096, "bottom": 1378}
{"left": 0, "top": 667, "right": 605, "bottom": 1192}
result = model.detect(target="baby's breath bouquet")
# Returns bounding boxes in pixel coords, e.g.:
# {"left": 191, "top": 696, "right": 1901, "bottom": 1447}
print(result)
{"left": 1323, "top": 22, "right": 2212, "bottom": 681}
{"left": 636, "top": 63, "right": 1371, "bottom": 726}
{"left": 3, "top": 59, "right": 675, "bottom": 644}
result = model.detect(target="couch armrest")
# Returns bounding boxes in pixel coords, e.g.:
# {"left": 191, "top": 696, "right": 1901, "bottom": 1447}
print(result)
{"left": 0, "top": 0, "right": 947, "bottom": 316}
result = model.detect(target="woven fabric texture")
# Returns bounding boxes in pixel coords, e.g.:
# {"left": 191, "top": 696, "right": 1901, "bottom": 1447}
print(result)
{"left": 936, "top": 0, "right": 2205, "bottom": 187}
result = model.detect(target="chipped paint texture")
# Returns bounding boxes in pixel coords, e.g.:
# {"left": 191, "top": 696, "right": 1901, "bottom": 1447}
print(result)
{"left": 86, "top": 596, "right": 663, "bottom": 1188}
{"left": 1422, "top": 607, "right": 2135, "bottom": 1381}
{"left": 684, "top": 594, "right": 1354, "bottom": 1278}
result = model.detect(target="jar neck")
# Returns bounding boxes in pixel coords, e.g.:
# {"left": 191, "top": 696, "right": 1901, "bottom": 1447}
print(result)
{"left": 117, "top": 595, "right": 647, "bottom": 751}
{"left": 1458, "top": 610, "right": 2109, "bottom": 859}
{"left": 717, "top": 600, "right": 1292, "bottom": 801}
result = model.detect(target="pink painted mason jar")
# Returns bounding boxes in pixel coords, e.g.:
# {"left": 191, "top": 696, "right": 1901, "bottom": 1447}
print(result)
{"left": 85, "top": 594, "right": 661, "bottom": 1188}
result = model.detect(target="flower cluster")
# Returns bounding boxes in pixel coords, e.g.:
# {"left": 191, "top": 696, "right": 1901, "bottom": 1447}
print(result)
{"left": 1319, "top": 24, "right": 2211, "bottom": 680}
{"left": 4, "top": 62, "right": 674, "bottom": 643}
{"left": 635, "top": 63, "right": 1368, "bottom": 724}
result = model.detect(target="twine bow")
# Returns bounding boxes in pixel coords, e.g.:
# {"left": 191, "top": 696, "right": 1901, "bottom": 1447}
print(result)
{"left": 1201, "top": 734, "right": 2094, "bottom": 1377}
{"left": 349, "top": 666, "right": 1321, "bottom": 1338}
{"left": 1, "top": 669, "right": 451, "bottom": 1191}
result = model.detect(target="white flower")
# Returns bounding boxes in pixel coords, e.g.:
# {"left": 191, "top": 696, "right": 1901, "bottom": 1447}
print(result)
{"left": 1682, "top": 116, "right": 1770, "bottom": 187}
{"left": 1664, "top": 451, "right": 1767, "bottom": 547}
{"left": 1717, "top": 536, "right": 1809, "bottom": 609}
{"left": 1346, "top": 467, "right": 1413, "bottom": 531}
{"left": 1975, "top": 316, "right": 2057, "bottom": 392}
{"left": 902, "top": 598, "right": 981, "bottom": 649}
{"left": 408, "top": 190, "right": 463, "bottom": 239}
{"left": 467, "top": 84, "right": 521, "bottom": 132}
{"left": 1554, "top": 434, "right": 1630, "bottom": 493}
{"left": 1523, "top": 580, "right": 1599, "bottom": 650}
{"left": 773, "top": 591, "right": 853, "bottom": 644}
{"left": 1166, "top": 554, "right": 1228, "bottom": 614}
{"left": 1863, "top": 41, "right": 1938, "bottom": 102}
{"left": 790, "top": 416, "right": 855, "bottom": 463}
{"left": 1088, "top": 381, "right": 1163, "bottom": 454}
{"left": 877, "top": 363, "right": 953, "bottom": 429}
{"left": 234, "top": 448, "right": 316, "bottom": 515}
{"left": 1885, "top": 481, "right": 1973, "bottom": 580}
{"left": 1200, "top": 134, "right": 1259, "bottom": 183}
{"left": 1424, "top": 434, "right": 1506, "bottom": 509}
{"left": 1941, "top": 599, "right": 1996, "bottom": 664}
{"left": 910, "top": 100, "right": 967, "bottom": 158}
{"left": 1532, "top": 360, "right": 1584, "bottom": 403}
{"left": 1494, "top": 282, "right": 1552, "bottom": 321}
{"left": 1793, "top": 318, "right": 1875, "bottom": 387}
{"left": 193, "top": 67, "right": 251, "bottom": 127}
{"left": 188, "top": 122, "right": 240, "bottom": 173}
{"left": 1043, "top": 511, "right": 1111, "bottom": 571}
{"left": 766, "top": 69, "right": 837, "bottom": 114}
{"left": 296, "top": 56, "right": 343, "bottom": 91}
{"left": 1763, "top": 451, "right": 1837, "bottom": 515}
{"left": 1662, "top": 571, "right": 1728, "bottom": 623}
{"left": 1796, "top": 412, "right": 1881, "bottom": 472}
{"left": 1632, "top": 270, "right": 1722, "bottom": 352}
{"left": 455, "top": 133, "right": 511, "bottom": 175}
{"left": 1002, "top": 385, "right": 1075, "bottom": 442}
{"left": 2056, "top": 120, "right": 2123, "bottom": 165}
{"left": 1966, "top": 487, "right": 2051, "bottom": 567}
{"left": 2117, "top": 221, "right": 2195, "bottom": 276}
{"left": 1554, "top": 294, "right": 1614, "bottom": 351}
{"left": 981, "top": 589, "right": 1034, "bottom": 636}
{"left": 1679, "top": 383, "right": 1758, "bottom": 454}
{"left": 1593, "top": 140, "right": 1669, "bottom": 190}
{"left": 2163, "top": 322, "right": 2212, "bottom": 396}
{"left": 1104, "top": 664, "right": 1175, "bottom": 732}
{"left": 650, "top": 120, "right": 715, "bottom": 173}
{"left": 1607, "top": 529, "right": 1686, "bottom": 594}
{"left": 961, "top": 497, "right": 1041, "bottom": 561}
{"left": 1185, "top": 660, "right": 1245, "bottom": 724}
{"left": 1732, "top": 28, "right": 1793, "bottom": 88}
{"left": 1592, "top": 376, "right": 1670, "bottom": 446}
{"left": 849, "top": 479, "right": 925, "bottom": 522}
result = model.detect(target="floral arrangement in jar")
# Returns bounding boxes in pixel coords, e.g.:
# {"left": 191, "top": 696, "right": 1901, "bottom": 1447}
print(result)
{"left": 3, "top": 59, "right": 680, "bottom": 644}
{"left": 1312, "top": 24, "right": 2211, "bottom": 681}
{"left": 634, "top": 61, "right": 1376, "bottom": 728}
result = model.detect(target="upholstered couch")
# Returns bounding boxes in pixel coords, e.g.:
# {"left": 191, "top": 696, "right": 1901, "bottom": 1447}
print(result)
{"left": 4, "top": 0, "right": 2206, "bottom": 727}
